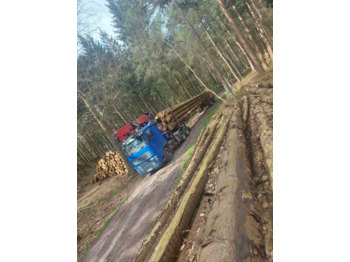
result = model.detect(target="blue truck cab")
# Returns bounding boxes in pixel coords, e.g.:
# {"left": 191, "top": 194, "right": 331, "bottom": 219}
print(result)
{"left": 121, "top": 121, "right": 173, "bottom": 174}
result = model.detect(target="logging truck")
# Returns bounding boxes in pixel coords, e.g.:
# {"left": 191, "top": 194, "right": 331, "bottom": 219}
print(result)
{"left": 113, "top": 91, "right": 215, "bottom": 175}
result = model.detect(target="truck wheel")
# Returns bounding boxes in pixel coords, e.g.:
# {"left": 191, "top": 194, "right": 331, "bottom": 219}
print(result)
{"left": 180, "top": 130, "right": 187, "bottom": 142}
{"left": 163, "top": 147, "right": 174, "bottom": 163}
{"left": 184, "top": 126, "right": 190, "bottom": 137}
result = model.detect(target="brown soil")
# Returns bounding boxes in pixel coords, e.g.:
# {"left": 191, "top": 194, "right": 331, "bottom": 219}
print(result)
{"left": 81, "top": 102, "right": 220, "bottom": 262}
{"left": 77, "top": 172, "right": 140, "bottom": 259}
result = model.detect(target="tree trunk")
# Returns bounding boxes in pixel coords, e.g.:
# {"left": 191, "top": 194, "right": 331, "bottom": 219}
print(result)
{"left": 203, "top": 18, "right": 245, "bottom": 75}
{"left": 172, "top": 74, "right": 192, "bottom": 99}
{"left": 251, "top": 0, "right": 273, "bottom": 33}
{"left": 147, "top": 56, "right": 181, "bottom": 104}
{"left": 218, "top": 43, "right": 242, "bottom": 79}
{"left": 224, "top": 41, "right": 245, "bottom": 71}
{"left": 217, "top": 16, "right": 256, "bottom": 71}
{"left": 112, "top": 105, "right": 128, "bottom": 125}
{"left": 78, "top": 90, "right": 136, "bottom": 175}
{"left": 216, "top": 0, "right": 265, "bottom": 73}
{"left": 171, "top": 0, "right": 234, "bottom": 98}
{"left": 79, "top": 139, "right": 95, "bottom": 160}
{"left": 203, "top": 25, "right": 241, "bottom": 82}
{"left": 77, "top": 147, "right": 89, "bottom": 164}
{"left": 246, "top": 1, "right": 273, "bottom": 60}
{"left": 232, "top": 5, "right": 269, "bottom": 70}
{"left": 84, "top": 135, "right": 102, "bottom": 158}
{"left": 234, "top": 38, "right": 256, "bottom": 72}
{"left": 163, "top": 39, "right": 224, "bottom": 100}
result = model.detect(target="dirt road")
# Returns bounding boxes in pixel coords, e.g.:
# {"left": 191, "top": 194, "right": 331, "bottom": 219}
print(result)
{"left": 83, "top": 104, "right": 219, "bottom": 262}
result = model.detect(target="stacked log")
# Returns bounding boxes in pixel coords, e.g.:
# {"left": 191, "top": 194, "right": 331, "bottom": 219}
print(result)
{"left": 90, "top": 150, "right": 127, "bottom": 184}
{"left": 155, "top": 91, "right": 211, "bottom": 132}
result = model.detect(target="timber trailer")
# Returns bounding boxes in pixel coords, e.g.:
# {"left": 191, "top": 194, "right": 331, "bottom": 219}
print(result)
{"left": 113, "top": 91, "right": 215, "bottom": 175}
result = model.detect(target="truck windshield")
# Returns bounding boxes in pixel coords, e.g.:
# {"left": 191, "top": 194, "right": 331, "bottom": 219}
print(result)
{"left": 123, "top": 134, "right": 148, "bottom": 156}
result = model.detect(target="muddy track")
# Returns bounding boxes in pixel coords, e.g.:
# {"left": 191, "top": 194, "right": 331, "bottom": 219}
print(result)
{"left": 82, "top": 103, "right": 219, "bottom": 262}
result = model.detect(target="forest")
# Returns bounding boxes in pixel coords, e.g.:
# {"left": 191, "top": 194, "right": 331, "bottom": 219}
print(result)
{"left": 77, "top": 0, "right": 273, "bottom": 178}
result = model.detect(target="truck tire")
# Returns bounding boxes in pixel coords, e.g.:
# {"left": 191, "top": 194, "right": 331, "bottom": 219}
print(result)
{"left": 163, "top": 147, "right": 174, "bottom": 163}
{"left": 184, "top": 126, "right": 190, "bottom": 137}
{"left": 180, "top": 130, "right": 187, "bottom": 142}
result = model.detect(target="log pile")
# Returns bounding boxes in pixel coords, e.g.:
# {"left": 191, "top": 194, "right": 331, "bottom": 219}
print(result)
{"left": 155, "top": 91, "right": 211, "bottom": 132}
{"left": 90, "top": 150, "right": 127, "bottom": 184}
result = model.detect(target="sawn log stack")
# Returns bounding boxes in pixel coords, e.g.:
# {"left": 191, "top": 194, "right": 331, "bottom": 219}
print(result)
{"left": 154, "top": 91, "right": 213, "bottom": 131}
{"left": 90, "top": 150, "right": 127, "bottom": 184}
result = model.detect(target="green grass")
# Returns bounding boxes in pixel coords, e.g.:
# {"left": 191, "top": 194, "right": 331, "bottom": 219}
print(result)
{"left": 221, "top": 92, "right": 228, "bottom": 100}
{"left": 200, "top": 104, "right": 219, "bottom": 131}
{"left": 181, "top": 144, "right": 195, "bottom": 174}
{"left": 77, "top": 175, "right": 143, "bottom": 262}
{"left": 174, "top": 104, "right": 219, "bottom": 189}
{"left": 78, "top": 244, "right": 91, "bottom": 262}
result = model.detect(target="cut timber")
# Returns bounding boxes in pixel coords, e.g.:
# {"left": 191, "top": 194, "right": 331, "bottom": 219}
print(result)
{"left": 90, "top": 150, "right": 127, "bottom": 184}
{"left": 197, "top": 102, "right": 265, "bottom": 262}
{"left": 165, "top": 115, "right": 172, "bottom": 122}
{"left": 155, "top": 91, "right": 212, "bottom": 132}
{"left": 167, "top": 123, "right": 176, "bottom": 131}
{"left": 148, "top": 113, "right": 230, "bottom": 262}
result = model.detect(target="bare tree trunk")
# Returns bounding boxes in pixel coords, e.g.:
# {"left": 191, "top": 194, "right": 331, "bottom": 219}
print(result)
{"left": 171, "top": 0, "right": 234, "bottom": 98}
{"left": 217, "top": 42, "right": 243, "bottom": 79}
{"left": 217, "top": 0, "right": 265, "bottom": 73}
{"left": 137, "top": 93, "right": 156, "bottom": 115}
{"left": 77, "top": 147, "right": 89, "bottom": 164}
{"left": 78, "top": 90, "right": 136, "bottom": 175}
{"left": 84, "top": 135, "right": 102, "bottom": 158}
{"left": 85, "top": 132, "right": 100, "bottom": 155}
{"left": 202, "top": 18, "right": 245, "bottom": 75}
{"left": 112, "top": 105, "right": 128, "bottom": 125}
{"left": 78, "top": 92, "right": 114, "bottom": 144}
{"left": 251, "top": 0, "right": 273, "bottom": 33}
{"left": 163, "top": 39, "right": 225, "bottom": 100}
{"left": 203, "top": 26, "right": 241, "bottom": 82}
{"left": 79, "top": 139, "right": 96, "bottom": 159}
{"left": 217, "top": 16, "right": 256, "bottom": 71}
{"left": 172, "top": 74, "right": 192, "bottom": 99}
{"left": 224, "top": 41, "right": 245, "bottom": 71}
{"left": 234, "top": 38, "right": 256, "bottom": 71}
{"left": 232, "top": 5, "right": 269, "bottom": 70}
{"left": 246, "top": 1, "right": 273, "bottom": 60}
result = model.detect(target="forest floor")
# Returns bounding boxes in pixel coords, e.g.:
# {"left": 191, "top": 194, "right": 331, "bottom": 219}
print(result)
{"left": 77, "top": 99, "right": 222, "bottom": 262}
{"left": 77, "top": 163, "right": 141, "bottom": 260}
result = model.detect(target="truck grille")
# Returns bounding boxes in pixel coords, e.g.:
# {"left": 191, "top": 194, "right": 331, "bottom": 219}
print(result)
{"left": 138, "top": 158, "right": 157, "bottom": 172}
{"left": 133, "top": 151, "right": 152, "bottom": 166}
